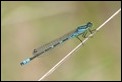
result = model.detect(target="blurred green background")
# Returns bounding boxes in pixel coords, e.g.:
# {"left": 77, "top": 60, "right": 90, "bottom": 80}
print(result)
{"left": 1, "top": 1, "right": 121, "bottom": 81}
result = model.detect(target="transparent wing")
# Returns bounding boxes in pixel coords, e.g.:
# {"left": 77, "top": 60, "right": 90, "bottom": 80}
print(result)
{"left": 32, "top": 29, "right": 76, "bottom": 56}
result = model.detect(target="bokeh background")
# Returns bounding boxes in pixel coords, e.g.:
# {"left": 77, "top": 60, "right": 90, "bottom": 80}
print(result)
{"left": 1, "top": 1, "right": 121, "bottom": 81}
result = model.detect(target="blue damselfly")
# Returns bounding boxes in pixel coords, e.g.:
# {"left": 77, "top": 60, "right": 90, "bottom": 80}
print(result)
{"left": 20, "top": 22, "right": 94, "bottom": 66}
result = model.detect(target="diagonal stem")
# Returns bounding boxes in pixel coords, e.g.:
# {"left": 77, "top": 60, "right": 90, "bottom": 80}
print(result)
{"left": 38, "top": 8, "right": 121, "bottom": 81}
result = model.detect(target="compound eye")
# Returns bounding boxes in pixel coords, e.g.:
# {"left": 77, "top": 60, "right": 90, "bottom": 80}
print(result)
{"left": 87, "top": 22, "right": 93, "bottom": 27}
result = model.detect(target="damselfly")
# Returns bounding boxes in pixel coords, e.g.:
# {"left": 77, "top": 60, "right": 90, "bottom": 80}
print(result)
{"left": 20, "top": 22, "right": 94, "bottom": 66}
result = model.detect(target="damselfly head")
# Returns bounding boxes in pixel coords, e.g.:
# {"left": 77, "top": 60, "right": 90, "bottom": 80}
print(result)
{"left": 87, "top": 22, "right": 93, "bottom": 27}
